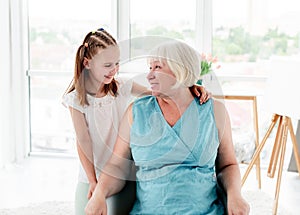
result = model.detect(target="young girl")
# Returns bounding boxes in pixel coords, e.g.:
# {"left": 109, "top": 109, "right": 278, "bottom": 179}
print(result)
{"left": 63, "top": 28, "right": 209, "bottom": 215}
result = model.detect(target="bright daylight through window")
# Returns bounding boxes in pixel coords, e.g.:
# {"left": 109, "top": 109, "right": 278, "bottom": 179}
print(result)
{"left": 27, "top": 0, "right": 300, "bottom": 155}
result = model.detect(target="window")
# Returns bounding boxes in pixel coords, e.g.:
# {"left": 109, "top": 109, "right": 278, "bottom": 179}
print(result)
{"left": 130, "top": 0, "right": 197, "bottom": 58}
{"left": 27, "top": 0, "right": 300, "bottom": 157}
{"left": 117, "top": 0, "right": 200, "bottom": 82}
{"left": 212, "top": 0, "right": 300, "bottom": 165}
{"left": 212, "top": 0, "right": 300, "bottom": 90}
{"left": 130, "top": 0, "right": 196, "bottom": 40}
{"left": 28, "top": 0, "right": 112, "bottom": 154}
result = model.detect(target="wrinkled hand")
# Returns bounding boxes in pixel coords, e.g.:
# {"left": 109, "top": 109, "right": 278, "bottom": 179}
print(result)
{"left": 87, "top": 181, "right": 97, "bottom": 200}
{"left": 227, "top": 194, "right": 250, "bottom": 215}
{"left": 85, "top": 192, "right": 107, "bottom": 215}
{"left": 190, "top": 85, "right": 211, "bottom": 104}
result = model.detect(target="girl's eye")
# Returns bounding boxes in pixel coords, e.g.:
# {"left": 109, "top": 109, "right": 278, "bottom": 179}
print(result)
{"left": 105, "top": 62, "right": 119, "bottom": 68}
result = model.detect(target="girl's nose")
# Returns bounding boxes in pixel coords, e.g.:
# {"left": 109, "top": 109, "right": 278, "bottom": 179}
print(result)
{"left": 110, "top": 65, "right": 119, "bottom": 74}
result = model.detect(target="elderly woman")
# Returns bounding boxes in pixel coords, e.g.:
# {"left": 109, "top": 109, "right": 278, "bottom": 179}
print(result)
{"left": 85, "top": 41, "right": 250, "bottom": 215}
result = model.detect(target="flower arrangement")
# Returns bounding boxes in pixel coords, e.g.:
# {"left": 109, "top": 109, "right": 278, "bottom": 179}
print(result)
{"left": 200, "top": 53, "right": 221, "bottom": 76}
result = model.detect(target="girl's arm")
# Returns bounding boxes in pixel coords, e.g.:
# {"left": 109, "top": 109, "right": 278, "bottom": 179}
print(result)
{"left": 189, "top": 85, "right": 211, "bottom": 104}
{"left": 131, "top": 81, "right": 151, "bottom": 97}
{"left": 69, "top": 107, "right": 97, "bottom": 197}
{"left": 85, "top": 104, "right": 134, "bottom": 215}
{"left": 213, "top": 100, "right": 250, "bottom": 215}
{"left": 132, "top": 81, "right": 210, "bottom": 104}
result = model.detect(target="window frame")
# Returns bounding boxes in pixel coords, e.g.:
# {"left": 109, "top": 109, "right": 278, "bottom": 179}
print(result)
{"left": 25, "top": 0, "right": 266, "bottom": 156}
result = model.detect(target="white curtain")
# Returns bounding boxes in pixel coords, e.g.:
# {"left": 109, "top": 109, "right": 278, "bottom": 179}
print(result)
{"left": 0, "top": 0, "right": 30, "bottom": 168}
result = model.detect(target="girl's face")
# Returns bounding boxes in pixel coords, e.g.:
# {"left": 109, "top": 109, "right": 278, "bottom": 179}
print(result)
{"left": 147, "top": 59, "right": 177, "bottom": 97}
{"left": 84, "top": 45, "right": 120, "bottom": 85}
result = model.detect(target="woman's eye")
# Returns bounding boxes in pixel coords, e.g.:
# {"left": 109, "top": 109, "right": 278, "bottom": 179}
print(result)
{"left": 104, "top": 64, "right": 112, "bottom": 68}
{"left": 149, "top": 65, "right": 161, "bottom": 70}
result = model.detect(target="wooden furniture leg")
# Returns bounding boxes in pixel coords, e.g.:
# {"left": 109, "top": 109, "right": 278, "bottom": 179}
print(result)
{"left": 243, "top": 115, "right": 300, "bottom": 215}
{"left": 242, "top": 114, "right": 279, "bottom": 185}
{"left": 253, "top": 97, "right": 261, "bottom": 188}
{"left": 267, "top": 117, "right": 283, "bottom": 178}
{"left": 273, "top": 117, "right": 288, "bottom": 214}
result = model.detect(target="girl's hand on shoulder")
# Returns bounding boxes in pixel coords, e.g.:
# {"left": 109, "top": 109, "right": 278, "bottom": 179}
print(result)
{"left": 190, "top": 85, "right": 211, "bottom": 104}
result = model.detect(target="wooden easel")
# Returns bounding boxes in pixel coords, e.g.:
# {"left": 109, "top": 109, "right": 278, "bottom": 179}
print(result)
{"left": 241, "top": 114, "right": 300, "bottom": 214}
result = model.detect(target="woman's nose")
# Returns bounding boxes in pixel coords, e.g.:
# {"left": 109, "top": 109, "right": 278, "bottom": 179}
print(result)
{"left": 147, "top": 70, "right": 154, "bottom": 80}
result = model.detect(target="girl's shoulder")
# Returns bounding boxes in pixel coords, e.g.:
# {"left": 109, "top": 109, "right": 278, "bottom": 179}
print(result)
{"left": 62, "top": 90, "right": 85, "bottom": 113}
{"left": 62, "top": 90, "right": 77, "bottom": 105}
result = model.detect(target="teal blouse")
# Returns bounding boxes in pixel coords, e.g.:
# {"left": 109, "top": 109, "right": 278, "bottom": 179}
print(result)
{"left": 130, "top": 96, "right": 224, "bottom": 215}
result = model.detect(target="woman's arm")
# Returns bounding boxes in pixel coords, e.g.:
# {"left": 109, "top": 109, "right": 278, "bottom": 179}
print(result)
{"left": 85, "top": 104, "right": 134, "bottom": 215}
{"left": 213, "top": 100, "right": 250, "bottom": 215}
{"left": 69, "top": 108, "right": 97, "bottom": 198}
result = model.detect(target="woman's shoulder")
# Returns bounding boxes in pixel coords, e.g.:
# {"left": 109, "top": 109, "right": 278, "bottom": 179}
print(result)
{"left": 195, "top": 98, "right": 226, "bottom": 120}
{"left": 211, "top": 98, "right": 228, "bottom": 128}
{"left": 134, "top": 95, "right": 155, "bottom": 104}
{"left": 211, "top": 98, "right": 226, "bottom": 111}
{"left": 132, "top": 96, "right": 155, "bottom": 111}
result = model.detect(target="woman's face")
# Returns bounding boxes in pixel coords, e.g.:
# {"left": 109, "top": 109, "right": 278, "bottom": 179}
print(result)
{"left": 147, "top": 59, "right": 177, "bottom": 97}
{"left": 84, "top": 45, "right": 120, "bottom": 85}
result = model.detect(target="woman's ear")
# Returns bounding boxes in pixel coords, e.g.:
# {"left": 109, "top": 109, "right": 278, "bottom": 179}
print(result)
{"left": 83, "top": 57, "right": 90, "bottom": 69}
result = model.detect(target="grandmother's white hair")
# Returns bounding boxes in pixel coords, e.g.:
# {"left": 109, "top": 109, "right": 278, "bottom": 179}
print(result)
{"left": 148, "top": 41, "right": 200, "bottom": 87}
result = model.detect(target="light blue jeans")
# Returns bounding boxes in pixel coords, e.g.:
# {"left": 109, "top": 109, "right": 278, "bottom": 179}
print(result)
{"left": 75, "top": 182, "right": 89, "bottom": 215}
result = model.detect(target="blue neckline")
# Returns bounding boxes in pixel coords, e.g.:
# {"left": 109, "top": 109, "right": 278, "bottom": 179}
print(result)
{"left": 153, "top": 97, "right": 197, "bottom": 128}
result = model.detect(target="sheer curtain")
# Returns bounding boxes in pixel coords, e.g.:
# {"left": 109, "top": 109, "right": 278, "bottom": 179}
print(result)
{"left": 0, "top": 0, "right": 29, "bottom": 168}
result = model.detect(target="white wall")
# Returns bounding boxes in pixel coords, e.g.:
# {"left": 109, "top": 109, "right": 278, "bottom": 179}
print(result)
{"left": 0, "top": 0, "right": 30, "bottom": 168}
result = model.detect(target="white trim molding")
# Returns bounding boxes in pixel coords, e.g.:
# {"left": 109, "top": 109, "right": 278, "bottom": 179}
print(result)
{"left": 195, "top": 0, "right": 212, "bottom": 54}
{"left": 0, "top": 0, "right": 30, "bottom": 168}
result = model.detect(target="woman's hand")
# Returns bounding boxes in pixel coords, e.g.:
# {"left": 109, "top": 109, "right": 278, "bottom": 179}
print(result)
{"left": 85, "top": 192, "right": 107, "bottom": 215}
{"left": 227, "top": 193, "right": 250, "bottom": 215}
{"left": 87, "top": 181, "right": 97, "bottom": 200}
{"left": 189, "top": 85, "right": 211, "bottom": 104}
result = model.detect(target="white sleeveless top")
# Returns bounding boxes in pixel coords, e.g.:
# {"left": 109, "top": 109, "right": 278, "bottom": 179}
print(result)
{"left": 62, "top": 77, "right": 133, "bottom": 183}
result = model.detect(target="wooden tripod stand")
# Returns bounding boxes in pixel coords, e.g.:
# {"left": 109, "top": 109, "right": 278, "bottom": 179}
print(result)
{"left": 241, "top": 114, "right": 300, "bottom": 214}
